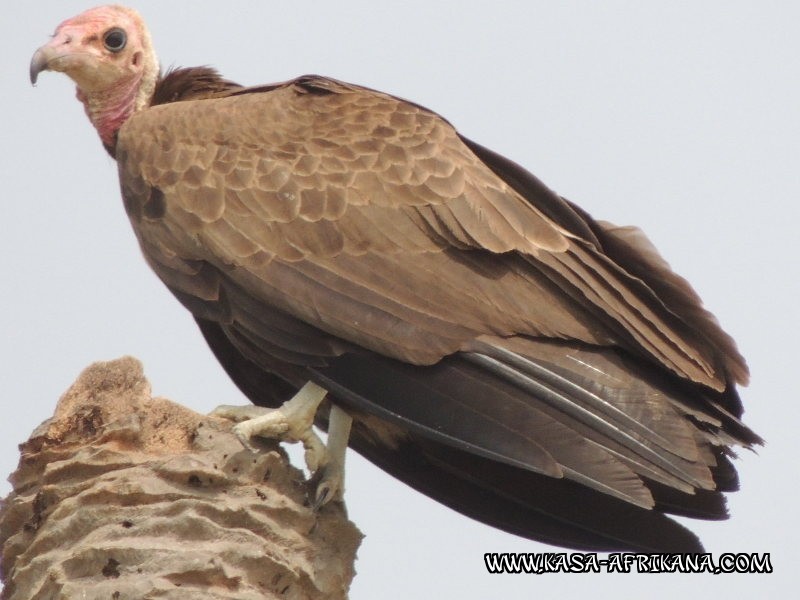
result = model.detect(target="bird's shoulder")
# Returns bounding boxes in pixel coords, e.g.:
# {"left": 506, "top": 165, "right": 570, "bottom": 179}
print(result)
{"left": 117, "top": 72, "right": 571, "bottom": 255}
{"left": 125, "top": 73, "right": 455, "bottom": 145}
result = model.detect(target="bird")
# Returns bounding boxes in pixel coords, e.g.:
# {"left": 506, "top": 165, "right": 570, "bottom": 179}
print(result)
{"left": 30, "top": 5, "right": 760, "bottom": 553}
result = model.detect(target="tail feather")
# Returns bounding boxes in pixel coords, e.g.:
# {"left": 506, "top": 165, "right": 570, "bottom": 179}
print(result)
{"left": 349, "top": 429, "right": 706, "bottom": 552}
{"left": 196, "top": 317, "right": 755, "bottom": 551}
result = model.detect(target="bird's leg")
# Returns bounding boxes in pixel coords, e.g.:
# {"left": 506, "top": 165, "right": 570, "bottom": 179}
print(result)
{"left": 210, "top": 381, "right": 353, "bottom": 507}
{"left": 211, "top": 381, "right": 328, "bottom": 474}
{"left": 312, "top": 405, "right": 353, "bottom": 509}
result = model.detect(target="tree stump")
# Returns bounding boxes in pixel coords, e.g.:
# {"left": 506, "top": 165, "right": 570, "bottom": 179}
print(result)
{"left": 0, "top": 357, "right": 362, "bottom": 599}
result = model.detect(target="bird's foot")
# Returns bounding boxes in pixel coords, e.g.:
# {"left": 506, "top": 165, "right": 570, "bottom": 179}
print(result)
{"left": 210, "top": 381, "right": 352, "bottom": 508}
{"left": 210, "top": 381, "right": 328, "bottom": 473}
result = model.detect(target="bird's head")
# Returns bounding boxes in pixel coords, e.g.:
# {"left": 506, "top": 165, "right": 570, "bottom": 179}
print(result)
{"left": 31, "top": 5, "right": 159, "bottom": 147}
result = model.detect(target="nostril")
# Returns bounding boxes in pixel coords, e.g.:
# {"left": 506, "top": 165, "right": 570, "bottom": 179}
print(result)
{"left": 51, "top": 32, "right": 73, "bottom": 46}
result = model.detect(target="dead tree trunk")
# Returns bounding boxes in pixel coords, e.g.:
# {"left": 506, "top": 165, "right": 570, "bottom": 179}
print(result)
{"left": 0, "top": 357, "right": 362, "bottom": 599}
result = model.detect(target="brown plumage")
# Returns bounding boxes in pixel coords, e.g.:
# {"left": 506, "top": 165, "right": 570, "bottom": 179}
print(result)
{"left": 32, "top": 5, "right": 760, "bottom": 552}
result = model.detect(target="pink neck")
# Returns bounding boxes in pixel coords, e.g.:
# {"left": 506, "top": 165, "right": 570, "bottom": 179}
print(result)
{"left": 77, "top": 72, "right": 144, "bottom": 147}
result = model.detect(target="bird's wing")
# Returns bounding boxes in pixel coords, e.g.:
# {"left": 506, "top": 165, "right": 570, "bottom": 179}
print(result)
{"left": 117, "top": 75, "right": 744, "bottom": 390}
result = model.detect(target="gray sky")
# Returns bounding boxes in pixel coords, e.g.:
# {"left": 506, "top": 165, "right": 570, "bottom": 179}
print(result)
{"left": 3, "top": 1, "right": 796, "bottom": 597}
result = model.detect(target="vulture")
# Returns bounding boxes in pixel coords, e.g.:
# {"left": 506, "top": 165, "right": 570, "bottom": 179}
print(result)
{"left": 31, "top": 5, "right": 760, "bottom": 552}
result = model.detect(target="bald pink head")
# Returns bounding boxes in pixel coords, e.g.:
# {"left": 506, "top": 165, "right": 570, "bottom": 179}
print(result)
{"left": 31, "top": 5, "right": 159, "bottom": 146}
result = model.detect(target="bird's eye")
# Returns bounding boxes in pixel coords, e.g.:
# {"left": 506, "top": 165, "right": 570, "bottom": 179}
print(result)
{"left": 103, "top": 28, "right": 127, "bottom": 52}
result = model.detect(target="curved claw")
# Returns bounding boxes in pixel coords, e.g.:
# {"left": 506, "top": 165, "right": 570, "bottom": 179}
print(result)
{"left": 308, "top": 462, "right": 344, "bottom": 510}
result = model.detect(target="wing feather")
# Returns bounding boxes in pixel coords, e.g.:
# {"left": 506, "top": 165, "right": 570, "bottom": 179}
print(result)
{"left": 118, "top": 76, "right": 742, "bottom": 390}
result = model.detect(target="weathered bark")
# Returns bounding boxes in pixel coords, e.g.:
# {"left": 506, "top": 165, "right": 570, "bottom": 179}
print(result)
{"left": 0, "top": 357, "right": 362, "bottom": 599}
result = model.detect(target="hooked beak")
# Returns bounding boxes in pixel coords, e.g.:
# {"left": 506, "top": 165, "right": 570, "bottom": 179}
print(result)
{"left": 30, "top": 46, "right": 54, "bottom": 85}
{"left": 30, "top": 30, "right": 77, "bottom": 85}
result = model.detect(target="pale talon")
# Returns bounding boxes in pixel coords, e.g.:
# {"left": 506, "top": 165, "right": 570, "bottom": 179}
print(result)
{"left": 231, "top": 419, "right": 288, "bottom": 452}
{"left": 302, "top": 431, "right": 327, "bottom": 473}
{"left": 210, "top": 404, "right": 273, "bottom": 423}
{"left": 314, "top": 479, "right": 334, "bottom": 510}
{"left": 209, "top": 381, "right": 352, "bottom": 505}
{"left": 312, "top": 464, "right": 343, "bottom": 510}
{"left": 312, "top": 405, "right": 353, "bottom": 509}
